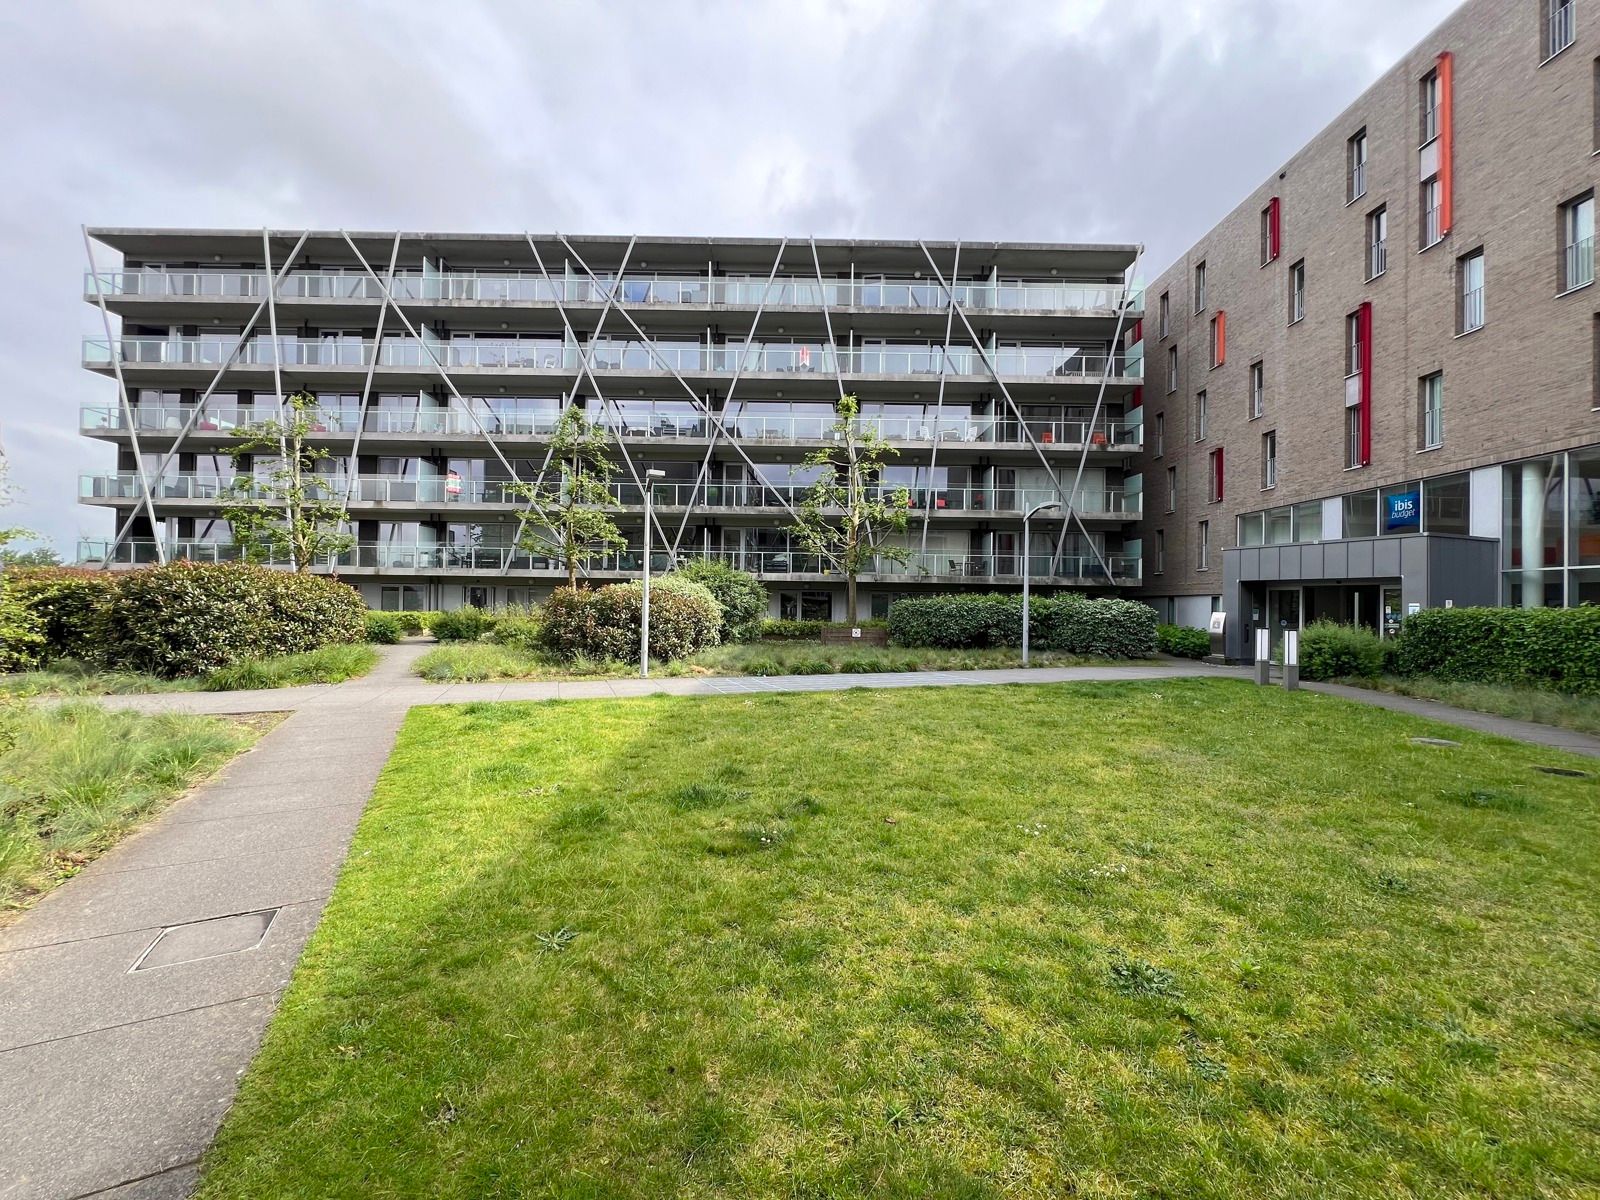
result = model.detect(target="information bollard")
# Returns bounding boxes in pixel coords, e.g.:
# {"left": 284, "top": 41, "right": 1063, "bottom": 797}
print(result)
{"left": 1254, "top": 628, "right": 1271, "bottom": 685}
{"left": 1282, "top": 629, "right": 1299, "bottom": 691}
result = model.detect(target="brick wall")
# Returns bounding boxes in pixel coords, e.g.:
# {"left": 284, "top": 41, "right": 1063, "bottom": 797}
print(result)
{"left": 1140, "top": 0, "right": 1600, "bottom": 602}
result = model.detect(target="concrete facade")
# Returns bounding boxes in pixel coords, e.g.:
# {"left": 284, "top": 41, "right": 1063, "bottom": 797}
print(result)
{"left": 1139, "top": 0, "right": 1600, "bottom": 644}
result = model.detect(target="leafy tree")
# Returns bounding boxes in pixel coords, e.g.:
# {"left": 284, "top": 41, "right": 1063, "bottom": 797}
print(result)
{"left": 222, "top": 390, "right": 354, "bottom": 573}
{"left": 0, "top": 453, "right": 36, "bottom": 569}
{"left": 1, "top": 546, "right": 62, "bottom": 569}
{"left": 788, "top": 394, "right": 912, "bottom": 624}
{"left": 506, "top": 407, "right": 625, "bottom": 589}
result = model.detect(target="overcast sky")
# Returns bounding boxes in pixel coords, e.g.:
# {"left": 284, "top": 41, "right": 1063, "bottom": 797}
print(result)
{"left": 0, "top": 0, "right": 1459, "bottom": 555}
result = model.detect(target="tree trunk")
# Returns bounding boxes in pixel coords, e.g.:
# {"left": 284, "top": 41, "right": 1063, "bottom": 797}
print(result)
{"left": 566, "top": 524, "right": 578, "bottom": 589}
{"left": 846, "top": 572, "right": 857, "bottom": 627}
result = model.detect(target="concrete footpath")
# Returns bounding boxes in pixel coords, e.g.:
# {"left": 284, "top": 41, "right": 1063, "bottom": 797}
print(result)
{"left": 4, "top": 647, "right": 1597, "bottom": 1199}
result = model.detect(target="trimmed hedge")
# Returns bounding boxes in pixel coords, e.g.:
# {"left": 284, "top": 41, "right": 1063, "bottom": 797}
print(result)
{"left": 431, "top": 606, "right": 498, "bottom": 643}
{"left": 1395, "top": 606, "right": 1600, "bottom": 694}
{"left": 3, "top": 569, "right": 119, "bottom": 663}
{"left": 365, "top": 611, "right": 404, "bottom": 644}
{"left": 1156, "top": 624, "right": 1210, "bottom": 659}
{"left": 486, "top": 606, "right": 542, "bottom": 651}
{"left": 759, "top": 619, "right": 826, "bottom": 640}
{"left": 671, "top": 560, "right": 767, "bottom": 642}
{"left": 101, "top": 562, "right": 365, "bottom": 677}
{"left": 0, "top": 579, "right": 45, "bottom": 672}
{"left": 1299, "top": 620, "right": 1385, "bottom": 681}
{"left": 541, "top": 578, "right": 721, "bottom": 662}
{"left": 887, "top": 593, "right": 1157, "bottom": 658}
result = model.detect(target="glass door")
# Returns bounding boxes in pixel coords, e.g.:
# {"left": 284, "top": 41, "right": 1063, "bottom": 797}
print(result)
{"left": 1266, "top": 586, "right": 1302, "bottom": 655}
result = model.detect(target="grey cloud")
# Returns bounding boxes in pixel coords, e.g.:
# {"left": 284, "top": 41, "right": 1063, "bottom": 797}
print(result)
{"left": 0, "top": 0, "right": 1456, "bottom": 553}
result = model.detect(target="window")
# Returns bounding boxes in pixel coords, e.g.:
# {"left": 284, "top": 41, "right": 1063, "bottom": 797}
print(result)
{"left": 1420, "top": 372, "right": 1444, "bottom": 449}
{"left": 1166, "top": 465, "right": 1177, "bottom": 513}
{"left": 1194, "top": 390, "right": 1208, "bottom": 441}
{"left": 1154, "top": 411, "right": 1165, "bottom": 456}
{"left": 1421, "top": 178, "right": 1443, "bottom": 248}
{"left": 1159, "top": 291, "right": 1170, "bottom": 338}
{"left": 1288, "top": 260, "right": 1305, "bottom": 323}
{"left": 1594, "top": 56, "right": 1599, "bottom": 153}
{"left": 1367, "top": 206, "right": 1388, "bottom": 279}
{"left": 1209, "top": 448, "right": 1225, "bottom": 502}
{"left": 1345, "top": 407, "right": 1365, "bottom": 470}
{"left": 1262, "top": 430, "right": 1278, "bottom": 489}
{"left": 1166, "top": 343, "right": 1178, "bottom": 392}
{"left": 1345, "top": 312, "right": 1363, "bottom": 377}
{"left": 1348, "top": 129, "right": 1368, "bottom": 202}
{"left": 1249, "top": 360, "right": 1264, "bottom": 419}
{"left": 1260, "top": 200, "right": 1280, "bottom": 264}
{"left": 1194, "top": 261, "right": 1207, "bottom": 312}
{"left": 1198, "top": 520, "right": 1210, "bottom": 570}
{"left": 1562, "top": 192, "right": 1595, "bottom": 291}
{"left": 1459, "top": 250, "right": 1485, "bottom": 332}
{"left": 1209, "top": 312, "right": 1225, "bottom": 368}
{"left": 1154, "top": 529, "right": 1165, "bottom": 574}
{"left": 1421, "top": 69, "right": 1441, "bottom": 145}
{"left": 1545, "top": 0, "right": 1576, "bottom": 60}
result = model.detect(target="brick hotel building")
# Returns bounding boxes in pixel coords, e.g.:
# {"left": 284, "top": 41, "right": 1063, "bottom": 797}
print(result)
{"left": 1138, "top": 0, "right": 1598, "bottom": 658}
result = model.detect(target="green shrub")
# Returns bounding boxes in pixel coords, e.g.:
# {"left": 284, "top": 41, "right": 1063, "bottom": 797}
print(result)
{"left": 100, "top": 563, "right": 365, "bottom": 678}
{"left": 385, "top": 610, "right": 438, "bottom": 635}
{"left": 759, "top": 619, "right": 826, "bottom": 640}
{"left": 1157, "top": 624, "right": 1211, "bottom": 659}
{"left": 0, "top": 580, "right": 46, "bottom": 673}
{"left": 365, "top": 612, "right": 403, "bottom": 644}
{"left": 1298, "top": 620, "right": 1385, "bottom": 681}
{"left": 541, "top": 578, "right": 721, "bottom": 662}
{"left": 671, "top": 560, "right": 766, "bottom": 642}
{"left": 487, "top": 605, "right": 542, "bottom": 651}
{"left": 4, "top": 568, "right": 119, "bottom": 663}
{"left": 887, "top": 593, "right": 1157, "bottom": 658}
{"left": 431, "top": 606, "right": 498, "bottom": 643}
{"left": 1394, "top": 606, "right": 1600, "bottom": 694}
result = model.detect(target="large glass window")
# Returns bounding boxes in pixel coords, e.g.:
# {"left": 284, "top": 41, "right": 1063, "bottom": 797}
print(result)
{"left": 1266, "top": 506, "right": 1293, "bottom": 544}
{"left": 1563, "top": 192, "right": 1595, "bottom": 291}
{"left": 1424, "top": 472, "right": 1470, "bottom": 534}
{"left": 1344, "top": 490, "right": 1378, "bottom": 538}
{"left": 1292, "top": 501, "right": 1323, "bottom": 543}
{"left": 1569, "top": 447, "right": 1600, "bottom": 564}
{"left": 1503, "top": 456, "right": 1566, "bottom": 606}
{"left": 1420, "top": 373, "right": 1444, "bottom": 449}
{"left": 1238, "top": 512, "right": 1265, "bottom": 546}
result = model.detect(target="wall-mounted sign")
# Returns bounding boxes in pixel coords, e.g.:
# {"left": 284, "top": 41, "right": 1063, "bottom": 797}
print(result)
{"left": 1385, "top": 490, "right": 1421, "bottom": 531}
{"left": 1208, "top": 612, "right": 1227, "bottom": 635}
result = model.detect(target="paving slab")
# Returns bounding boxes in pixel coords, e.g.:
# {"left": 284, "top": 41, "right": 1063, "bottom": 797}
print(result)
{"left": 0, "top": 995, "right": 277, "bottom": 1200}
{"left": 0, "top": 900, "right": 323, "bottom": 1052}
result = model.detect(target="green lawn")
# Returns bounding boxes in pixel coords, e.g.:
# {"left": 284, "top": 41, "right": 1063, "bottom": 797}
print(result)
{"left": 414, "top": 639, "right": 1124, "bottom": 681}
{"left": 1, "top": 703, "right": 272, "bottom": 911}
{"left": 198, "top": 681, "right": 1600, "bottom": 1198}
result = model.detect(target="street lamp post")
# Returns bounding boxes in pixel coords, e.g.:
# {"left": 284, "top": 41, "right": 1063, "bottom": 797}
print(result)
{"left": 1022, "top": 500, "right": 1063, "bottom": 667}
{"left": 641, "top": 468, "right": 667, "bottom": 678}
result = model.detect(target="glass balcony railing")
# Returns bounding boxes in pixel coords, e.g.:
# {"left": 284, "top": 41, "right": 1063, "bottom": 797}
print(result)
{"left": 84, "top": 337, "right": 1141, "bottom": 380}
{"left": 79, "top": 472, "right": 1140, "bottom": 519}
{"left": 77, "top": 539, "right": 1141, "bottom": 583}
{"left": 86, "top": 270, "right": 1141, "bottom": 313}
{"left": 1564, "top": 236, "right": 1594, "bottom": 292}
{"left": 80, "top": 404, "right": 1142, "bottom": 451}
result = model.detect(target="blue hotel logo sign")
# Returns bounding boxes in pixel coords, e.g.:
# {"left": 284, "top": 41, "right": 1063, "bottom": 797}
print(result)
{"left": 1385, "top": 490, "right": 1421, "bottom": 531}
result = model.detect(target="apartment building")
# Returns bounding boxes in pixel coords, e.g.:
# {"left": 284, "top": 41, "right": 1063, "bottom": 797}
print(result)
{"left": 77, "top": 232, "right": 1145, "bottom": 618}
{"left": 1140, "top": 0, "right": 1599, "bottom": 658}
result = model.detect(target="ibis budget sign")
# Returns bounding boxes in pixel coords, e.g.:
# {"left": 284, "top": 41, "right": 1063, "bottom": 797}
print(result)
{"left": 1385, "top": 490, "right": 1421, "bottom": 532}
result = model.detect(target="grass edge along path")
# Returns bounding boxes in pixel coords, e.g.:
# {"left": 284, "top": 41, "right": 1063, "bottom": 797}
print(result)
{"left": 197, "top": 679, "right": 1600, "bottom": 1199}
{"left": 0, "top": 643, "right": 379, "bottom": 698}
{"left": 0, "top": 703, "right": 276, "bottom": 914}
{"left": 413, "top": 640, "right": 1137, "bottom": 682}
{"left": 1337, "top": 673, "right": 1600, "bottom": 738}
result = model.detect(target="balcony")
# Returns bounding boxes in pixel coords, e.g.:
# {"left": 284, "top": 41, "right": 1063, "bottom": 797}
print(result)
{"left": 84, "top": 335, "right": 1142, "bottom": 383}
{"left": 81, "top": 404, "right": 1141, "bottom": 454}
{"left": 77, "top": 540, "right": 1142, "bottom": 585}
{"left": 85, "top": 270, "right": 1141, "bottom": 315}
{"left": 1564, "top": 236, "right": 1594, "bottom": 293}
{"left": 79, "top": 473, "right": 1141, "bottom": 520}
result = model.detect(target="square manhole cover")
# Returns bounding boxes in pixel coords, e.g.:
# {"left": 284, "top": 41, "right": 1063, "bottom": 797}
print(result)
{"left": 132, "top": 909, "right": 278, "bottom": 971}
